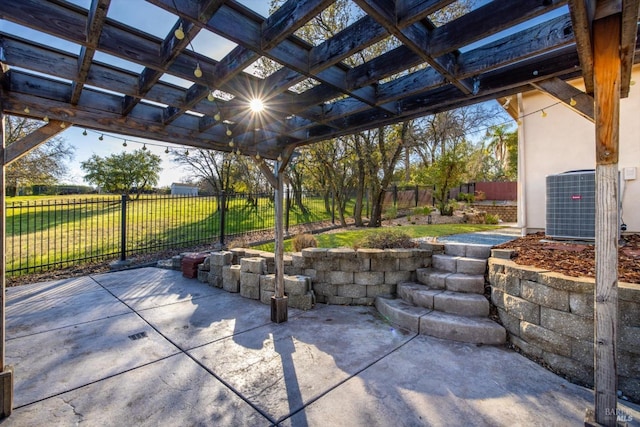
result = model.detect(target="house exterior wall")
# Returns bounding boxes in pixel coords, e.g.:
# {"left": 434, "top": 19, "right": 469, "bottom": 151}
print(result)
{"left": 170, "top": 183, "right": 199, "bottom": 196}
{"left": 519, "top": 64, "right": 640, "bottom": 234}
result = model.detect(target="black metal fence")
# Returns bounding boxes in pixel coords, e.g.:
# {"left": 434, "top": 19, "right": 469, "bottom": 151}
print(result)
{"left": 6, "top": 191, "right": 333, "bottom": 277}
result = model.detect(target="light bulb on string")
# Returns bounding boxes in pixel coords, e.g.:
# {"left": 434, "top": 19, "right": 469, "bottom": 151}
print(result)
{"left": 236, "top": 149, "right": 240, "bottom": 155}
{"left": 228, "top": 139, "right": 234, "bottom": 147}
{"left": 207, "top": 91, "right": 215, "bottom": 102}
{"left": 570, "top": 97, "right": 577, "bottom": 106}
{"left": 83, "top": 129, "right": 88, "bottom": 136}
{"left": 43, "top": 116, "right": 49, "bottom": 124}
{"left": 99, "top": 134, "right": 104, "bottom": 141}
{"left": 630, "top": 80, "right": 636, "bottom": 86}
{"left": 185, "top": 150, "right": 189, "bottom": 156}
{"left": 123, "top": 140, "right": 128, "bottom": 147}
{"left": 194, "top": 63, "right": 202, "bottom": 78}
{"left": 165, "top": 147, "right": 170, "bottom": 154}
{"left": 60, "top": 123, "right": 66, "bottom": 128}
{"left": 541, "top": 110, "right": 547, "bottom": 118}
{"left": 277, "top": 155, "right": 282, "bottom": 162}
{"left": 142, "top": 144, "right": 147, "bottom": 151}
{"left": 174, "top": 22, "right": 185, "bottom": 40}
{"left": 255, "top": 153, "right": 261, "bottom": 160}
{"left": 226, "top": 127, "right": 232, "bottom": 136}
{"left": 23, "top": 106, "right": 30, "bottom": 114}
{"left": 214, "top": 112, "right": 221, "bottom": 121}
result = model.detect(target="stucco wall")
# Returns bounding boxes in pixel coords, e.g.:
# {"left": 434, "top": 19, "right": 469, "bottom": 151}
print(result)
{"left": 519, "top": 64, "right": 640, "bottom": 233}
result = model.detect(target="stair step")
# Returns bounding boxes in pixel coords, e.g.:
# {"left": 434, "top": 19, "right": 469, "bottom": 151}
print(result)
{"left": 444, "top": 243, "right": 492, "bottom": 259}
{"left": 432, "top": 254, "right": 487, "bottom": 275}
{"left": 375, "top": 296, "right": 430, "bottom": 333}
{"left": 419, "top": 311, "right": 506, "bottom": 345}
{"left": 397, "top": 282, "right": 442, "bottom": 309}
{"left": 433, "top": 291, "right": 489, "bottom": 317}
{"left": 416, "top": 269, "right": 485, "bottom": 294}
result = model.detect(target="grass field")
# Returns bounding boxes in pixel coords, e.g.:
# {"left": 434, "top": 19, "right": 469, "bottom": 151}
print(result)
{"left": 254, "top": 224, "right": 502, "bottom": 252}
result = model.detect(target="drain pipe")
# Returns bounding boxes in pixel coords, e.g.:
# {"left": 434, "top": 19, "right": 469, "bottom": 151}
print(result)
{"left": 516, "top": 93, "right": 527, "bottom": 236}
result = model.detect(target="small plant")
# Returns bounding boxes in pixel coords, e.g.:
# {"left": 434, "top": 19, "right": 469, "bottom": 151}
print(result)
{"left": 384, "top": 206, "right": 398, "bottom": 222}
{"left": 456, "top": 192, "right": 475, "bottom": 203}
{"left": 485, "top": 213, "right": 500, "bottom": 224}
{"left": 414, "top": 206, "right": 433, "bottom": 216}
{"left": 293, "top": 233, "right": 318, "bottom": 251}
{"left": 353, "top": 229, "right": 417, "bottom": 249}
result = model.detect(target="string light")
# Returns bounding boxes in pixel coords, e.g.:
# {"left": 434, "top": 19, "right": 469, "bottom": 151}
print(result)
{"left": 43, "top": 115, "right": 49, "bottom": 123}
{"left": 631, "top": 80, "right": 636, "bottom": 86}
{"left": 194, "top": 63, "right": 202, "bottom": 78}
{"left": 228, "top": 139, "right": 234, "bottom": 147}
{"left": 570, "top": 97, "right": 577, "bottom": 106}
{"left": 236, "top": 149, "right": 240, "bottom": 155}
{"left": 83, "top": 129, "right": 88, "bottom": 136}
{"left": 23, "top": 107, "right": 30, "bottom": 114}
{"left": 165, "top": 147, "right": 170, "bottom": 154}
{"left": 184, "top": 150, "right": 189, "bottom": 156}
{"left": 99, "top": 134, "right": 104, "bottom": 141}
{"left": 541, "top": 110, "right": 547, "bottom": 118}
{"left": 60, "top": 123, "right": 66, "bottom": 128}
{"left": 277, "top": 155, "right": 282, "bottom": 162}
{"left": 142, "top": 144, "right": 147, "bottom": 150}
{"left": 123, "top": 140, "right": 128, "bottom": 147}
{"left": 255, "top": 153, "right": 261, "bottom": 160}
{"left": 214, "top": 112, "right": 221, "bottom": 121}
{"left": 226, "top": 127, "right": 232, "bottom": 136}
{"left": 174, "top": 22, "right": 185, "bottom": 40}
{"left": 207, "top": 91, "right": 215, "bottom": 102}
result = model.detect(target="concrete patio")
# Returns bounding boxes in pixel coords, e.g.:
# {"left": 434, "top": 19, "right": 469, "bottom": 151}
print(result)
{"left": 2, "top": 267, "right": 639, "bottom": 426}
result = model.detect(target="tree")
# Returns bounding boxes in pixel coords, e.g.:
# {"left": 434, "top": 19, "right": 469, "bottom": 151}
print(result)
{"left": 81, "top": 149, "right": 161, "bottom": 198}
{"left": 4, "top": 116, "right": 74, "bottom": 196}
{"left": 171, "top": 149, "right": 234, "bottom": 194}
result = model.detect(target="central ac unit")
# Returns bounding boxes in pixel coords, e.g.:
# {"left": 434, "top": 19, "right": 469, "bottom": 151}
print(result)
{"left": 546, "top": 170, "right": 595, "bottom": 240}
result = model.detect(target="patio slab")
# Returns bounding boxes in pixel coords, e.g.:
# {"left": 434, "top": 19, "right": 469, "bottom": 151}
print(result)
{"left": 2, "top": 267, "right": 639, "bottom": 426}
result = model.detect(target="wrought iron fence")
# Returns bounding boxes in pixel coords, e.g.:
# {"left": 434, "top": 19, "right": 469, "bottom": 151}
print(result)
{"left": 6, "top": 191, "right": 333, "bottom": 277}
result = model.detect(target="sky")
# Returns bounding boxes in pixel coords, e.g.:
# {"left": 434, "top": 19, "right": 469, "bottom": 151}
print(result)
{"left": 2, "top": 0, "right": 562, "bottom": 188}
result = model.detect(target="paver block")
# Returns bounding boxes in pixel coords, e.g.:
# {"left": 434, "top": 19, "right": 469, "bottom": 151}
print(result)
{"left": 465, "top": 244, "right": 492, "bottom": 259}
{"left": 445, "top": 273, "right": 485, "bottom": 294}
{"left": 284, "top": 275, "right": 310, "bottom": 295}
{"left": 432, "top": 254, "right": 457, "bottom": 273}
{"left": 416, "top": 268, "right": 449, "bottom": 289}
{"left": 433, "top": 291, "right": 490, "bottom": 317}
{"left": 222, "top": 265, "right": 240, "bottom": 293}
{"left": 354, "top": 271, "right": 384, "bottom": 286}
{"left": 456, "top": 257, "right": 486, "bottom": 275}
{"left": 419, "top": 311, "right": 505, "bottom": 345}
{"left": 240, "top": 257, "right": 265, "bottom": 274}
{"left": 375, "top": 296, "right": 430, "bottom": 333}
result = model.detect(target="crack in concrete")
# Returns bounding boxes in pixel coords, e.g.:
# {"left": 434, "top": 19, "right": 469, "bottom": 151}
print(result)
{"left": 60, "top": 396, "right": 84, "bottom": 423}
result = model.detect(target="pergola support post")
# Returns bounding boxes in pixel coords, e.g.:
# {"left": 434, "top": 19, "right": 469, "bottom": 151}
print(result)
{"left": 271, "top": 160, "right": 287, "bottom": 323}
{"left": 0, "top": 112, "right": 14, "bottom": 417}
{"left": 586, "top": 13, "right": 621, "bottom": 427}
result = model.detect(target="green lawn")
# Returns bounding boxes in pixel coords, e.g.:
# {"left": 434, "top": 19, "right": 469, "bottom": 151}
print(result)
{"left": 254, "top": 224, "right": 502, "bottom": 252}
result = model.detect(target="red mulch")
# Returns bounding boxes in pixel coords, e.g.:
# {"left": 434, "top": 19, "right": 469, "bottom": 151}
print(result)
{"left": 495, "top": 232, "right": 640, "bottom": 284}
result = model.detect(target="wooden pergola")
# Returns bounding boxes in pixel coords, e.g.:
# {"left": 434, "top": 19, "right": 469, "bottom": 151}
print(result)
{"left": 0, "top": 1, "right": 638, "bottom": 424}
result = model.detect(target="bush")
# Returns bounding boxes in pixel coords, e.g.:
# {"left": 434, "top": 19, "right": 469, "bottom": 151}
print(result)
{"left": 456, "top": 192, "right": 475, "bottom": 203}
{"left": 474, "top": 190, "right": 486, "bottom": 201}
{"left": 384, "top": 206, "right": 398, "bottom": 221}
{"left": 353, "top": 229, "right": 417, "bottom": 249}
{"left": 414, "top": 206, "right": 433, "bottom": 216}
{"left": 293, "top": 233, "right": 318, "bottom": 251}
{"left": 485, "top": 214, "right": 500, "bottom": 224}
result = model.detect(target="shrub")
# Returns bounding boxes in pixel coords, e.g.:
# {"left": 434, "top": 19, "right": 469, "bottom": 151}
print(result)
{"left": 414, "top": 206, "right": 433, "bottom": 216}
{"left": 353, "top": 229, "right": 417, "bottom": 249}
{"left": 293, "top": 233, "right": 317, "bottom": 251}
{"left": 384, "top": 206, "right": 398, "bottom": 221}
{"left": 474, "top": 190, "right": 486, "bottom": 201}
{"left": 485, "top": 214, "right": 500, "bottom": 224}
{"left": 456, "top": 192, "right": 475, "bottom": 203}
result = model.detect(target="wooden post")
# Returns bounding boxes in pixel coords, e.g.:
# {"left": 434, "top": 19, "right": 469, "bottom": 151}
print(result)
{"left": 590, "top": 14, "right": 620, "bottom": 427}
{"left": 0, "top": 112, "right": 13, "bottom": 417}
{"left": 271, "top": 160, "right": 287, "bottom": 323}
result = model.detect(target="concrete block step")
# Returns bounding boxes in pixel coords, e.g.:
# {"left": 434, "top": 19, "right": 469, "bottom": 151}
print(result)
{"left": 397, "top": 282, "right": 442, "bottom": 309}
{"left": 432, "top": 254, "right": 487, "bottom": 275}
{"left": 444, "top": 243, "right": 492, "bottom": 259}
{"left": 433, "top": 291, "right": 489, "bottom": 317}
{"left": 416, "top": 269, "right": 485, "bottom": 294}
{"left": 419, "top": 311, "right": 506, "bottom": 345}
{"left": 375, "top": 296, "right": 430, "bottom": 333}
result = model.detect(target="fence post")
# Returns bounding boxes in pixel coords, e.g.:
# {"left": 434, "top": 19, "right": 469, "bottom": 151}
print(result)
{"left": 393, "top": 185, "right": 398, "bottom": 207}
{"left": 331, "top": 191, "right": 335, "bottom": 224}
{"left": 120, "top": 194, "right": 127, "bottom": 261}
{"left": 219, "top": 191, "right": 226, "bottom": 246}
{"left": 415, "top": 185, "right": 419, "bottom": 207}
{"left": 285, "top": 187, "right": 290, "bottom": 234}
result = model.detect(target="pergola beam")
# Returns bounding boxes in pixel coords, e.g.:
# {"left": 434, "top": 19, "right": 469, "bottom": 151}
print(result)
{"left": 531, "top": 77, "right": 594, "bottom": 122}
{"left": 3, "top": 120, "right": 68, "bottom": 165}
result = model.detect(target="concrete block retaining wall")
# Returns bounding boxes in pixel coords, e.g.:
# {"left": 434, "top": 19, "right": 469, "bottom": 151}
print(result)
{"left": 488, "top": 255, "right": 640, "bottom": 402}
{"left": 190, "top": 245, "right": 440, "bottom": 310}
{"left": 471, "top": 204, "right": 517, "bottom": 222}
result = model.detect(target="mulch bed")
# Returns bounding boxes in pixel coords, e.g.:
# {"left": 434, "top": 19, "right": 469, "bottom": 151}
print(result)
{"left": 495, "top": 232, "right": 640, "bottom": 284}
